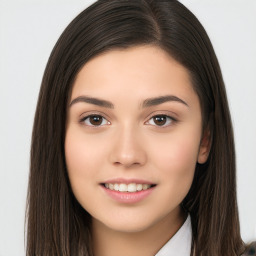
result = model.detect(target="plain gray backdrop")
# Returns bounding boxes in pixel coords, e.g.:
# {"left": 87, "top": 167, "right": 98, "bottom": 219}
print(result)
{"left": 0, "top": 0, "right": 255, "bottom": 255}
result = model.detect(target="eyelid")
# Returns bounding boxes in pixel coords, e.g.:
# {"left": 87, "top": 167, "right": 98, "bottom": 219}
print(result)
{"left": 79, "top": 110, "right": 110, "bottom": 119}
{"left": 146, "top": 110, "right": 178, "bottom": 120}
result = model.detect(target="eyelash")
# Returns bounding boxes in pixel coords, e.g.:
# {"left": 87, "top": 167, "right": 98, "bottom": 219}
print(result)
{"left": 79, "top": 113, "right": 177, "bottom": 129}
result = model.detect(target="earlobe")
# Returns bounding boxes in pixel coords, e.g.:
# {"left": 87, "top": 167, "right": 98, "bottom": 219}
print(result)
{"left": 197, "top": 129, "right": 211, "bottom": 164}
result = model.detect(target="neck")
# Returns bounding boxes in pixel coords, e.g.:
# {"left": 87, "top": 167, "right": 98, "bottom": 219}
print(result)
{"left": 92, "top": 206, "right": 186, "bottom": 256}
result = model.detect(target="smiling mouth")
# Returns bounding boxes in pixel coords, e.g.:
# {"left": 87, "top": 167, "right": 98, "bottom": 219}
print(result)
{"left": 100, "top": 183, "right": 157, "bottom": 193}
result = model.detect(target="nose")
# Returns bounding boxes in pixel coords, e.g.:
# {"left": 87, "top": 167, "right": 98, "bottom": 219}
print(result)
{"left": 109, "top": 126, "right": 147, "bottom": 168}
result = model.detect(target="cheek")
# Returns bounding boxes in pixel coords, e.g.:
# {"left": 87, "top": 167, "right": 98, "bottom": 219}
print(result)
{"left": 65, "top": 126, "right": 104, "bottom": 174}
{"left": 150, "top": 130, "right": 200, "bottom": 189}
{"left": 169, "top": 139, "right": 198, "bottom": 170}
{"left": 65, "top": 134, "right": 90, "bottom": 176}
{"left": 64, "top": 127, "right": 107, "bottom": 211}
{"left": 64, "top": 126, "right": 105, "bottom": 196}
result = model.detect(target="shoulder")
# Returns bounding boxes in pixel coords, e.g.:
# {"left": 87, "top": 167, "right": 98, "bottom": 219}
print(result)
{"left": 241, "top": 241, "right": 256, "bottom": 256}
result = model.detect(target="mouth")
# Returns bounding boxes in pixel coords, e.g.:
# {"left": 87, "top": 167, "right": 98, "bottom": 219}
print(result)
{"left": 100, "top": 183, "right": 157, "bottom": 193}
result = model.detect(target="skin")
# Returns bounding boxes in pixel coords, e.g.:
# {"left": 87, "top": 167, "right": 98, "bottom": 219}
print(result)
{"left": 65, "top": 45, "right": 210, "bottom": 256}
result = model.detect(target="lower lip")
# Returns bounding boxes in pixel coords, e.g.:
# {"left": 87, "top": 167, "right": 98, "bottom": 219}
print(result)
{"left": 101, "top": 185, "right": 156, "bottom": 204}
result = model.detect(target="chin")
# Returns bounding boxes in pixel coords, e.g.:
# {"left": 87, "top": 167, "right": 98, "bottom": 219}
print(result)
{"left": 104, "top": 219, "right": 154, "bottom": 233}
{"left": 93, "top": 210, "right": 168, "bottom": 234}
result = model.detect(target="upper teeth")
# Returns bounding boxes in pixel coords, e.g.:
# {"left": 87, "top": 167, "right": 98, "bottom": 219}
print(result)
{"left": 104, "top": 183, "right": 152, "bottom": 192}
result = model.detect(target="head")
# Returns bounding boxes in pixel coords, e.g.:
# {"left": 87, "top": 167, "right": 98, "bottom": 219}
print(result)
{"left": 26, "top": 0, "right": 244, "bottom": 255}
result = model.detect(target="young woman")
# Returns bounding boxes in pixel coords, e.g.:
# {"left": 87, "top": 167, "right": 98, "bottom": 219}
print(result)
{"left": 26, "top": 0, "right": 255, "bottom": 255}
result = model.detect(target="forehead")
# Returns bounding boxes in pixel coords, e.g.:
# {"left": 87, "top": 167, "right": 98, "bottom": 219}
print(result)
{"left": 71, "top": 45, "right": 198, "bottom": 107}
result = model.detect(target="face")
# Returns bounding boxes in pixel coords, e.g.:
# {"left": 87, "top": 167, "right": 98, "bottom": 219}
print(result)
{"left": 65, "top": 45, "right": 209, "bottom": 233}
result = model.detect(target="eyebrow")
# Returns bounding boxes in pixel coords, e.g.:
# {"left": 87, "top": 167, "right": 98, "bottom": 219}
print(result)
{"left": 69, "top": 95, "right": 189, "bottom": 109}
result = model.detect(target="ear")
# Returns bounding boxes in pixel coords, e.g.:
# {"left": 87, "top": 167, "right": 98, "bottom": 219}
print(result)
{"left": 197, "top": 128, "right": 211, "bottom": 164}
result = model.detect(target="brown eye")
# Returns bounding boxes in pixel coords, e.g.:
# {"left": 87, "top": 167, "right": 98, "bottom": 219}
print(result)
{"left": 153, "top": 116, "right": 167, "bottom": 126}
{"left": 89, "top": 115, "right": 103, "bottom": 125}
{"left": 147, "top": 115, "right": 175, "bottom": 127}
{"left": 81, "top": 115, "right": 109, "bottom": 127}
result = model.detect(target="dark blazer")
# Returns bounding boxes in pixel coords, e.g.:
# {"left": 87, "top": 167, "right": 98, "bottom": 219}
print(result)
{"left": 242, "top": 241, "right": 256, "bottom": 256}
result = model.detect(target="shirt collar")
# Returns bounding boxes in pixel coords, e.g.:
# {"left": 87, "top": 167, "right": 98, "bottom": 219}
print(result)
{"left": 155, "top": 214, "right": 192, "bottom": 256}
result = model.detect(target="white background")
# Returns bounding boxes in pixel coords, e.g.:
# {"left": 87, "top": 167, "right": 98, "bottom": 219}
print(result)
{"left": 0, "top": 0, "right": 255, "bottom": 255}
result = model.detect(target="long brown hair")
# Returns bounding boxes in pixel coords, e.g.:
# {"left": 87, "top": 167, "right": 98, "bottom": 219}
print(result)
{"left": 26, "top": 0, "right": 245, "bottom": 255}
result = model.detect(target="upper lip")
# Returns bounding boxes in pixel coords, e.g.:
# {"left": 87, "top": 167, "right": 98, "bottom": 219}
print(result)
{"left": 101, "top": 178, "right": 156, "bottom": 185}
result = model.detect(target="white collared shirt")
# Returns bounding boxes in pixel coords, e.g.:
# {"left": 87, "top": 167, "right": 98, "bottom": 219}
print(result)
{"left": 155, "top": 214, "right": 192, "bottom": 256}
